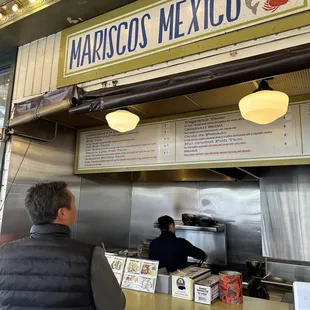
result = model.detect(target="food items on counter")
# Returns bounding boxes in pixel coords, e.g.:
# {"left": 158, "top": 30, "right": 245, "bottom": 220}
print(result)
{"left": 219, "top": 271, "right": 243, "bottom": 305}
{"left": 172, "top": 267, "right": 211, "bottom": 300}
{"left": 194, "top": 275, "right": 220, "bottom": 305}
{"left": 122, "top": 258, "right": 159, "bottom": 293}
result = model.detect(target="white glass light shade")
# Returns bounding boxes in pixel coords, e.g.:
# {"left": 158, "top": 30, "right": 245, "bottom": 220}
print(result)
{"left": 106, "top": 110, "right": 140, "bottom": 133}
{"left": 239, "top": 90, "right": 289, "bottom": 125}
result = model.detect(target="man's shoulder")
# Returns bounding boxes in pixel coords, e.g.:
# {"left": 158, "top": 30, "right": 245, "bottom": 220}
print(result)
{"left": 69, "top": 238, "right": 96, "bottom": 248}
{"left": 176, "top": 237, "right": 190, "bottom": 245}
{"left": 149, "top": 236, "right": 161, "bottom": 246}
{"left": 0, "top": 237, "right": 29, "bottom": 249}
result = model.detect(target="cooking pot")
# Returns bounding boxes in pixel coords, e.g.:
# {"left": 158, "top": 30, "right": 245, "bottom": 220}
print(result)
{"left": 198, "top": 216, "right": 217, "bottom": 227}
{"left": 182, "top": 213, "right": 197, "bottom": 226}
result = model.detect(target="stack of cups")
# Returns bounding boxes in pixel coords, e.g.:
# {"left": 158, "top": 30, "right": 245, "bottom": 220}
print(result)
{"left": 219, "top": 271, "right": 243, "bottom": 305}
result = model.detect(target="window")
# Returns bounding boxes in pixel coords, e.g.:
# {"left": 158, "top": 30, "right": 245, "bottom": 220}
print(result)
{"left": 0, "top": 67, "right": 10, "bottom": 128}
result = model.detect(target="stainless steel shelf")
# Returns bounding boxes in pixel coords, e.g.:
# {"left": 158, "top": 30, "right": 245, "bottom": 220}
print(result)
{"left": 154, "top": 223, "right": 226, "bottom": 232}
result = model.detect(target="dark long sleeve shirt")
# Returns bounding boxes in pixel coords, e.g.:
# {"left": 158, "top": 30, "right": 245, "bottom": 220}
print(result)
{"left": 149, "top": 231, "right": 206, "bottom": 272}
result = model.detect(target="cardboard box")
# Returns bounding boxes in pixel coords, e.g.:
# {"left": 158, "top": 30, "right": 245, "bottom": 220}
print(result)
{"left": 195, "top": 275, "right": 220, "bottom": 305}
{"left": 172, "top": 267, "right": 211, "bottom": 300}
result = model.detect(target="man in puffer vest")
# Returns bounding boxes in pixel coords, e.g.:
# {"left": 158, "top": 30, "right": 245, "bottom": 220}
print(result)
{"left": 0, "top": 181, "right": 126, "bottom": 310}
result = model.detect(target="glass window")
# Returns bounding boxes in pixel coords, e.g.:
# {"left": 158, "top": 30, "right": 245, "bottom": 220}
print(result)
{"left": 0, "top": 67, "right": 10, "bottom": 128}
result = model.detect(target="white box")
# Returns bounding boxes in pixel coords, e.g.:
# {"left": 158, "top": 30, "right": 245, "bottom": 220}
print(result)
{"left": 155, "top": 268, "right": 172, "bottom": 294}
{"left": 172, "top": 267, "right": 211, "bottom": 300}
{"left": 195, "top": 275, "right": 220, "bottom": 305}
{"left": 294, "top": 281, "right": 310, "bottom": 310}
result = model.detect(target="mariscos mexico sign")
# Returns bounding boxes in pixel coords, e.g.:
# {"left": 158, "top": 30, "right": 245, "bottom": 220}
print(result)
{"left": 57, "top": 0, "right": 310, "bottom": 87}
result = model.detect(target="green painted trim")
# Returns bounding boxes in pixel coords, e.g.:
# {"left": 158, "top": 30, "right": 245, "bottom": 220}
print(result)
{"left": 57, "top": 0, "right": 310, "bottom": 88}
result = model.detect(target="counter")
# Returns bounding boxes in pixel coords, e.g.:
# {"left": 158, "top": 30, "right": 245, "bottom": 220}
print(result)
{"left": 124, "top": 290, "right": 290, "bottom": 310}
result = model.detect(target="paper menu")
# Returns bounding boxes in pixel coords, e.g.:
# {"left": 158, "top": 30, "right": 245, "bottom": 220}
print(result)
{"left": 121, "top": 258, "right": 159, "bottom": 293}
{"left": 105, "top": 254, "right": 127, "bottom": 284}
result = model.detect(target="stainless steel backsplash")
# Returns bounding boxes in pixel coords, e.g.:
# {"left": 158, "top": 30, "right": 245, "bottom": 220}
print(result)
{"left": 129, "top": 182, "right": 261, "bottom": 264}
{"left": 261, "top": 166, "right": 310, "bottom": 262}
{"left": 1, "top": 129, "right": 262, "bottom": 264}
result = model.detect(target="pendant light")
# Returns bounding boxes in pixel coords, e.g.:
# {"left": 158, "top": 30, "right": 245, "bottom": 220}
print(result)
{"left": 105, "top": 109, "right": 140, "bottom": 133}
{"left": 239, "top": 80, "right": 289, "bottom": 125}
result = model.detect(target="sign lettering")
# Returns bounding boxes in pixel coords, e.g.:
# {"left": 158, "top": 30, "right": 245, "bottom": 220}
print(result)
{"left": 58, "top": 0, "right": 309, "bottom": 86}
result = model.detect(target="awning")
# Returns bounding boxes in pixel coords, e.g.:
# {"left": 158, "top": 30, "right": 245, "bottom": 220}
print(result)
{"left": 70, "top": 43, "right": 310, "bottom": 115}
{"left": 8, "top": 43, "right": 310, "bottom": 128}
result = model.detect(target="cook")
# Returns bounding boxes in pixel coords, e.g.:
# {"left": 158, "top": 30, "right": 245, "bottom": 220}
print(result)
{"left": 149, "top": 215, "right": 207, "bottom": 272}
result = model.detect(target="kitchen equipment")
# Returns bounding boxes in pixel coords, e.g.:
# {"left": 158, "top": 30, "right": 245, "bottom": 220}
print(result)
{"left": 261, "top": 274, "right": 293, "bottom": 288}
{"left": 219, "top": 271, "right": 243, "bottom": 305}
{"left": 265, "top": 276, "right": 286, "bottom": 283}
{"left": 198, "top": 216, "right": 217, "bottom": 227}
{"left": 182, "top": 213, "right": 197, "bottom": 226}
{"left": 245, "top": 260, "right": 264, "bottom": 270}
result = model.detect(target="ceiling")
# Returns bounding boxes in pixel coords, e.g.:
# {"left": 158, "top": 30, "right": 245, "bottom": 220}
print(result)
{"left": 0, "top": 0, "right": 136, "bottom": 52}
{"left": 43, "top": 68, "right": 310, "bottom": 129}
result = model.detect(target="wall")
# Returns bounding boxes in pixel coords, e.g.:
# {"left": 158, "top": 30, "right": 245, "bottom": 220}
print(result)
{"left": 129, "top": 182, "right": 261, "bottom": 265}
{"left": 12, "top": 27, "right": 310, "bottom": 101}
{"left": 1, "top": 126, "right": 81, "bottom": 237}
{"left": 76, "top": 176, "right": 131, "bottom": 248}
{"left": 13, "top": 33, "right": 61, "bottom": 102}
{"left": 0, "top": 126, "right": 132, "bottom": 249}
{"left": 261, "top": 165, "right": 310, "bottom": 262}
{"left": 1, "top": 133, "right": 262, "bottom": 265}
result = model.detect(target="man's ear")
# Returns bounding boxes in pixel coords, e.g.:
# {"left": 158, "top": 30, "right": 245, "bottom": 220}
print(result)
{"left": 57, "top": 207, "right": 66, "bottom": 221}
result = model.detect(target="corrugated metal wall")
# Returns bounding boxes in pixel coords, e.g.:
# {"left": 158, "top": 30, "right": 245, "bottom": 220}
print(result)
{"left": 12, "top": 26, "right": 310, "bottom": 102}
{"left": 13, "top": 33, "right": 61, "bottom": 102}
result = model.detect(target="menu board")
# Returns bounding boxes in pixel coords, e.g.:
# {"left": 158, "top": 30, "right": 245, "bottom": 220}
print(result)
{"left": 105, "top": 254, "right": 127, "bottom": 284}
{"left": 77, "top": 122, "right": 175, "bottom": 171}
{"left": 121, "top": 258, "right": 159, "bottom": 293}
{"left": 76, "top": 103, "right": 310, "bottom": 173}
{"left": 300, "top": 103, "right": 310, "bottom": 154}
{"left": 176, "top": 105, "right": 302, "bottom": 162}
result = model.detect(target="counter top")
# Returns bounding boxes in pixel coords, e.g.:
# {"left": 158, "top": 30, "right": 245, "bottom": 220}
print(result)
{"left": 124, "top": 290, "right": 290, "bottom": 310}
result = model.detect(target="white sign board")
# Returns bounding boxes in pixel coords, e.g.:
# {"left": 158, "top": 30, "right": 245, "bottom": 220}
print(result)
{"left": 121, "top": 258, "right": 159, "bottom": 293}
{"left": 62, "top": 0, "right": 310, "bottom": 79}
{"left": 78, "top": 122, "right": 175, "bottom": 171}
{"left": 105, "top": 254, "right": 127, "bottom": 284}
{"left": 294, "top": 282, "right": 310, "bottom": 310}
{"left": 76, "top": 103, "right": 310, "bottom": 173}
{"left": 176, "top": 106, "right": 302, "bottom": 162}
